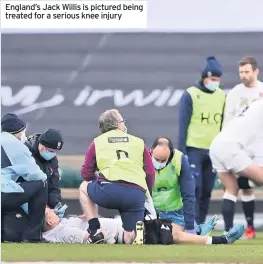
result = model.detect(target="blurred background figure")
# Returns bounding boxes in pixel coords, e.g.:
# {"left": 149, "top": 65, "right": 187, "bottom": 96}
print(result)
{"left": 222, "top": 56, "right": 263, "bottom": 238}
{"left": 178, "top": 57, "right": 226, "bottom": 224}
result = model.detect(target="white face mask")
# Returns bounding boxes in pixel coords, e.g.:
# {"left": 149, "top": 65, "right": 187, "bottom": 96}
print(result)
{"left": 20, "top": 132, "right": 27, "bottom": 143}
{"left": 152, "top": 158, "right": 167, "bottom": 170}
{"left": 204, "top": 81, "right": 220, "bottom": 92}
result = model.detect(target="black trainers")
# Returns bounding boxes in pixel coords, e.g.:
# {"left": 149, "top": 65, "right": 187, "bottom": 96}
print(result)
{"left": 87, "top": 229, "right": 104, "bottom": 244}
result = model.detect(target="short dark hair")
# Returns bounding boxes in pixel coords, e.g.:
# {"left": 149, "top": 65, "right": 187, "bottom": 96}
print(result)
{"left": 239, "top": 56, "right": 258, "bottom": 71}
{"left": 151, "top": 137, "right": 174, "bottom": 152}
{"left": 151, "top": 137, "right": 174, "bottom": 164}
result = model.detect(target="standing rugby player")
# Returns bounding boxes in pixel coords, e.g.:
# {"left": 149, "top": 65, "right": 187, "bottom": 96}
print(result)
{"left": 223, "top": 57, "right": 263, "bottom": 238}
{"left": 210, "top": 99, "right": 263, "bottom": 239}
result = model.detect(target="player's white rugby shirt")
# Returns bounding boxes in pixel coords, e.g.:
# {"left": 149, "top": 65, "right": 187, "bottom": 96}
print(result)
{"left": 214, "top": 98, "right": 263, "bottom": 148}
{"left": 43, "top": 217, "right": 124, "bottom": 244}
{"left": 223, "top": 81, "right": 263, "bottom": 126}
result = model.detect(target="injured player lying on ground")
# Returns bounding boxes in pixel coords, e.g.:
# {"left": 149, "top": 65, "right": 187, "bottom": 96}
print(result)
{"left": 42, "top": 207, "right": 244, "bottom": 245}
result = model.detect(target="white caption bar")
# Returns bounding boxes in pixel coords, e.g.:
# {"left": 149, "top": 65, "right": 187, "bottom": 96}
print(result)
{"left": 1, "top": 1, "right": 147, "bottom": 29}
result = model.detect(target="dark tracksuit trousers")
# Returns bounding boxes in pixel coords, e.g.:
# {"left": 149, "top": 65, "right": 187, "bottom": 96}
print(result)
{"left": 179, "top": 82, "right": 220, "bottom": 225}
{"left": 1, "top": 146, "right": 48, "bottom": 242}
{"left": 1, "top": 181, "right": 48, "bottom": 242}
{"left": 187, "top": 147, "right": 216, "bottom": 224}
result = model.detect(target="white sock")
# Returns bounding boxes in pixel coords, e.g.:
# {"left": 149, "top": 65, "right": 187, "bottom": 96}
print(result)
{"left": 241, "top": 194, "right": 255, "bottom": 202}
{"left": 223, "top": 192, "right": 237, "bottom": 202}
{"left": 205, "top": 236, "right": 212, "bottom": 245}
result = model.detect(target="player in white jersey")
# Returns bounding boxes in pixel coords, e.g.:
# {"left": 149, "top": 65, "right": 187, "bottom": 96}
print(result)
{"left": 42, "top": 208, "right": 244, "bottom": 245}
{"left": 211, "top": 99, "right": 263, "bottom": 178}
{"left": 210, "top": 99, "right": 263, "bottom": 235}
{"left": 222, "top": 57, "right": 263, "bottom": 238}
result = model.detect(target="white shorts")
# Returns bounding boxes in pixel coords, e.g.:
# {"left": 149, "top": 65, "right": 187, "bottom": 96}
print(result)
{"left": 210, "top": 140, "right": 253, "bottom": 173}
{"left": 246, "top": 138, "right": 263, "bottom": 167}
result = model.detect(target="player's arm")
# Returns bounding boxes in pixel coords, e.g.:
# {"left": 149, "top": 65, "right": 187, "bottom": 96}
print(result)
{"left": 178, "top": 155, "right": 195, "bottom": 231}
{"left": 12, "top": 144, "right": 47, "bottom": 182}
{"left": 178, "top": 91, "right": 193, "bottom": 155}
{"left": 81, "top": 140, "right": 97, "bottom": 181}
{"left": 222, "top": 90, "right": 236, "bottom": 127}
{"left": 143, "top": 145, "right": 155, "bottom": 195}
{"left": 47, "top": 158, "right": 62, "bottom": 209}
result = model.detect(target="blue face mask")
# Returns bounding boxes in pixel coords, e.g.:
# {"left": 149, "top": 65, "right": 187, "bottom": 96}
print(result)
{"left": 40, "top": 150, "right": 56, "bottom": 161}
{"left": 205, "top": 81, "right": 219, "bottom": 92}
{"left": 152, "top": 158, "right": 167, "bottom": 170}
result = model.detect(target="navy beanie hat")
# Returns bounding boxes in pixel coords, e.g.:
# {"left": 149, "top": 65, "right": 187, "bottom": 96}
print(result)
{"left": 1, "top": 113, "right": 26, "bottom": 134}
{"left": 202, "top": 56, "right": 223, "bottom": 78}
{"left": 39, "top": 128, "right": 64, "bottom": 150}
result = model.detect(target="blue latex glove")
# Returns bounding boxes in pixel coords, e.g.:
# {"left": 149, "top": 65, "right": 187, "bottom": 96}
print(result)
{"left": 54, "top": 202, "right": 68, "bottom": 218}
{"left": 194, "top": 221, "right": 201, "bottom": 235}
{"left": 21, "top": 203, "right": 29, "bottom": 214}
{"left": 185, "top": 229, "right": 197, "bottom": 235}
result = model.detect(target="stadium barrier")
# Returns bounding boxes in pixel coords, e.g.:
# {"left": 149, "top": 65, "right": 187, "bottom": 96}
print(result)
{"left": 59, "top": 167, "right": 223, "bottom": 189}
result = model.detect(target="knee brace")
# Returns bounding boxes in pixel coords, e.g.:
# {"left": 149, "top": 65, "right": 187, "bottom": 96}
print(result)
{"left": 238, "top": 176, "right": 255, "bottom": 190}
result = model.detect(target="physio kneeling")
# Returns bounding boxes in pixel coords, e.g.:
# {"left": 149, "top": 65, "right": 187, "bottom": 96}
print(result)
{"left": 79, "top": 109, "right": 155, "bottom": 244}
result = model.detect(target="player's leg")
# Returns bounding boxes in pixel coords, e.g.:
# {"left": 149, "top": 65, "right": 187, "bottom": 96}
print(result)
{"left": 219, "top": 171, "right": 239, "bottom": 231}
{"left": 187, "top": 147, "right": 204, "bottom": 225}
{"left": 199, "top": 155, "right": 217, "bottom": 223}
{"left": 85, "top": 181, "right": 145, "bottom": 244}
{"left": 119, "top": 187, "right": 145, "bottom": 244}
{"left": 219, "top": 165, "right": 259, "bottom": 233}
{"left": 96, "top": 218, "right": 125, "bottom": 244}
{"left": 158, "top": 210, "right": 218, "bottom": 236}
{"left": 79, "top": 181, "right": 103, "bottom": 244}
{"left": 239, "top": 149, "right": 263, "bottom": 239}
{"left": 238, "top": 164, "right": 263, "bottom": 186}
{"left": 219, "top": 149, "right": 263, "bottom": 232}
{"left": 210, "top": 142, "right": 248, "bottom": 231}
{"left": 240, "top": 188, "right": 256, "bottom": 239}
{"left": 172, "top": 223, "right": 244, "bottom": 244}
{"left": 79, "top": 181, "right": 99, "bottom": 219}
{"left": 237, "top": 140, "right": 263, "bottom": 186}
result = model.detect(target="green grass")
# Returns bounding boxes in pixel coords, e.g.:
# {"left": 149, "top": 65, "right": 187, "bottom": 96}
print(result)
{"left": 2, "top": 232, "right": 263, "bottom": 263}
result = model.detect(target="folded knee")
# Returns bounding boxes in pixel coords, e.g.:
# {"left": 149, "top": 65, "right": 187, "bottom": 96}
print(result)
{"left": 79, "top": 181, "right": 88, "bottom": 194}
{"left": 238, "top": 176, "right": 255, "bottom": 190}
